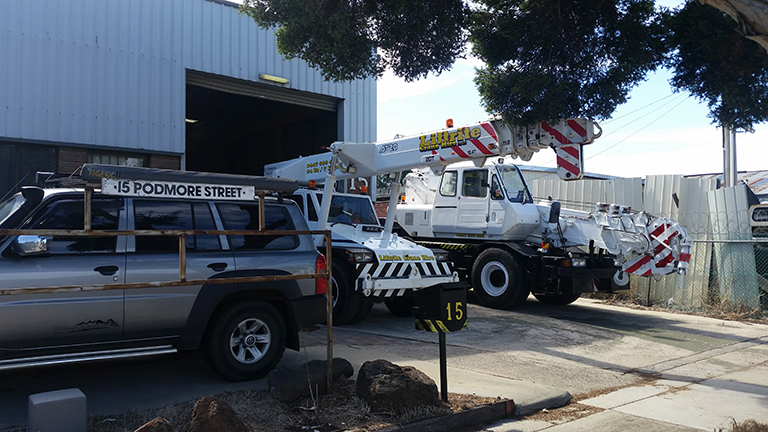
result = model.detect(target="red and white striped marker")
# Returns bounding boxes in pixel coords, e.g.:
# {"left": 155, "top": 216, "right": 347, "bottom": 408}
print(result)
{"left": 622, "top": 219, "right": 683, "bottom": 276}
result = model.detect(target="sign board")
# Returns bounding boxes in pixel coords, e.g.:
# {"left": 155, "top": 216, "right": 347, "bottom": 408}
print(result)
{"left": 414, "top": 282, "right": 468, "bottom": 333}
{"left": 101, "top": 178, "right": 256, "bottom": 201}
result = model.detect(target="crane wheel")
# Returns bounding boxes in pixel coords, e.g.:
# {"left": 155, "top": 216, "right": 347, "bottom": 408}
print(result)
{"left": 471, "top": 248, "right": 529, "bottom": 309}
{"left": 330, "top": 260, "right": 371, "bottom": 325}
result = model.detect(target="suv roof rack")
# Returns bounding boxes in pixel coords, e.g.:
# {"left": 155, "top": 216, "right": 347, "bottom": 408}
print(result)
{"left": 80, "top": 164, "right": 299, "bottom": 193}
{"left": 36, "top": 171, "right": 88, "bottom": 188}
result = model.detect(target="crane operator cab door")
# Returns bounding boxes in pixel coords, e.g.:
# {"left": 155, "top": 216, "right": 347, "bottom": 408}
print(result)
{"left": 458, "top": 169, "right": 490, "bottom": 233}
{"left": 486, "top": 173, "right": 507, "bottom": 236}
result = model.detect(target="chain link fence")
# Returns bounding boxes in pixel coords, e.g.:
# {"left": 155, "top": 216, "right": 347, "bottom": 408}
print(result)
{"left": 626, "top": 208, "right": 768, "bottom": 319}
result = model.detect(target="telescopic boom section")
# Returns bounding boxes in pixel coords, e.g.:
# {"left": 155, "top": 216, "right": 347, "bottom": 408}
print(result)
{"left": 263, "top": 117, "right": 601, "bottom": 183}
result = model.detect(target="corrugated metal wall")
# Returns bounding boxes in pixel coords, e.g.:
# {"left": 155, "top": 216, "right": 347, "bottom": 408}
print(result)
{"left": 529, "top": 177, "right": 644, "bottom": 213}
{"left": 641, "top": 175, "right": 718, "bottom": 308}
{"left": 707, "top": 184, "right": 761, "bottom": 309}
{"left": 0, "top": 0, "right": 375, "bottom": 154}
{"left": 530, "top": 175, "right": 753, "bottom": 309}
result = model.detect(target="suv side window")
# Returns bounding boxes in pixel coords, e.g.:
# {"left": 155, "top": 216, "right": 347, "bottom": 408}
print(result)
{"left": 26, "top": 197, "right": 121, "bottom": 254}
{"left": 218, "top": 203, "right": 298, "bottom": 250}
{"left": 134, "top": 200, "right": 220, "bottom": 252}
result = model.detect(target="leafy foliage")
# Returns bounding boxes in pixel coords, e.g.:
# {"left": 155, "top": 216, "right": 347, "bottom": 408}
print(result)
{"left": 242, "top": 0, "right": 768, "bottom": 130}
{"left": 470, "top": 0, "right": 667, "bottom": 126}
{"left": 665, "top": 1, "right": 768, "bottom": 130}
{"left": 240, "top": 0, "right": 468, "bottom": 82}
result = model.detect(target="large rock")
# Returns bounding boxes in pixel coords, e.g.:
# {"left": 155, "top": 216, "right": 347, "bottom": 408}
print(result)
{"left": 268, "top": 357, "right": 354, "bottom": 402}
{"left": 187, "top": 396, "right": 248, "bottom": 432}
{"left": 356, "top": 359, "right": 440, "bottom": 413}
{"left": 134, "top": 417, "right": 174, "bottom": 432}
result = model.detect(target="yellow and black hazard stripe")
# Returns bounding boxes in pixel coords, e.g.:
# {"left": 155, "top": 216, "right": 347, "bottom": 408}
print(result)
{"left": 416, "top": 241, "right": 477, "bottom": 252}
{"left": 415, "top": 319, "right": 468, "bottom": 333}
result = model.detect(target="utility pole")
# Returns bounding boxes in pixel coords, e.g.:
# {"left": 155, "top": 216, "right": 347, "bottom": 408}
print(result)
{"left": 722, "top": 126, "right": 737, "bottom": 187}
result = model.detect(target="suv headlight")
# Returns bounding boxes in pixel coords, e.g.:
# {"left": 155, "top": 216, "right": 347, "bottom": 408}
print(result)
{"left": 345, "top": 248, "right": 374, "bottom": 263}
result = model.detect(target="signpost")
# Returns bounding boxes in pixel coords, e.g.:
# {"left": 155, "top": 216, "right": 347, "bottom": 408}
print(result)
{"left": 413, "top": 282, "right": 468, "bottom": 401}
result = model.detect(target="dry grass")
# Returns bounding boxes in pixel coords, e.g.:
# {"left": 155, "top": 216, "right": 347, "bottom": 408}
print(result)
{"left": 718, "top": 419, "right": 768, "bottom": 432}
{"left": 78, "top": 378, "right": 499, "bottom": 432}
{"left": 587, "top": 293, "right": 768, "bottom": 324}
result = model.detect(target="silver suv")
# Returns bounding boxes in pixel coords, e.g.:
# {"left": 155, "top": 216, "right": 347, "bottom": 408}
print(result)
{"left": 0, "top": 176, "right": 327, "bottom": 381}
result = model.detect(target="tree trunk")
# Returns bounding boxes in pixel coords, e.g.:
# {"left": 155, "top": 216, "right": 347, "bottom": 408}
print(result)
{"left": 698, "top": 0, "right": 768, "bottom": 53}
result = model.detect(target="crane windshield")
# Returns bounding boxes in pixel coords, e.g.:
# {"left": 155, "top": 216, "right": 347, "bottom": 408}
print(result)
{"left": 316, "top": 193, "right": 380, "bottom": 225}
{"left": 496, "top": 164, "right": 533, "bottom": 204}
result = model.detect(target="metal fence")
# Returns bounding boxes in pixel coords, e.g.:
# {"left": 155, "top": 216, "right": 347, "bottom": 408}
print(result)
{"left": 623, "top": 211, "right": 768, "bottom": 318}
{"left": 528, "top": 175, "right": 768, "bottom": 317}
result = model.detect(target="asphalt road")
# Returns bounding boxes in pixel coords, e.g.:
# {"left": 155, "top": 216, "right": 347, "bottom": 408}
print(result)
{"left": 1, "top": 297, "right": 767, "bottom": 430}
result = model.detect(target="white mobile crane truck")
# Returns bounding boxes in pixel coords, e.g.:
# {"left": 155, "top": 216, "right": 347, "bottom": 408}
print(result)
{"left": 267, "top": 116, "right": 692, "bottom": 312}
{"left": 265, "top": 159, "right": 461, "bottom": 325}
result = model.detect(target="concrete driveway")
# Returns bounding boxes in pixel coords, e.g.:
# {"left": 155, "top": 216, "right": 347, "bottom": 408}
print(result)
{"left": 322, "top": 297, "right": 768, "bottom": 431}
{"left": 1, "top": 297, "right": 766, "bottom": 431}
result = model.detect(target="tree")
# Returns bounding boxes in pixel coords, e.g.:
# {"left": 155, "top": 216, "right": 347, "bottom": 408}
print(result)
{"left": 666, "top": 1, "right": 768, "bottom": 129}
{"left": 469, "top": 0, "right": 667, "bottom": 125}
{"left": 698, "top": 0, "right": 768, "bottom": 54}
{"left": 241, "top": 0, "right": 768, "bottom": 130}
{"left": 240, "top": 0, "right": 468, "bottom": 82}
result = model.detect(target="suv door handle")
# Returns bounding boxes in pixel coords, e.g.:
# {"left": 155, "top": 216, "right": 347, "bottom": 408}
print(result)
{"left": 94, "top": 265, "right": 119, "bottom": 276}
{"left": 207, "top": 262, "right": 228, "bottom": 272}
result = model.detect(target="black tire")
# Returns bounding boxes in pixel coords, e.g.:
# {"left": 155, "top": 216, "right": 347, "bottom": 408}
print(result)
{"left": 331, "top": 260, "right": 371, "bottom": 325}
{"left": 346, "top": 296, "right": 374, "bottom": 324}
{"left": 471, "top": 248, "right": 529, "bottom": 309}
{"left": 533, "top": 293, "right": 582, "bottom": 305}
{"left": 384, "top": 293, "right": 415, "bottom": 317}
{"left": 202, "top": 300, "right": 286, "bottom": 381}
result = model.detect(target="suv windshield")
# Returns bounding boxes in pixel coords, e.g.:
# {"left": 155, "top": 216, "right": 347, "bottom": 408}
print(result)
{"left": 318, "top": 193, "right": 379, "bottom": 225}
{"left": 0, "top": 194, "right": 26, "bottom": 228}
{"left": 497, "top": 164, "right": 533, "bottom": 204}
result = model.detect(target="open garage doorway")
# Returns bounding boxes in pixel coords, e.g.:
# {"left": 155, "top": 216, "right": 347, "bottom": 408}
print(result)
{"left": 185, "top": 71, "right": 340, "bottom": 175}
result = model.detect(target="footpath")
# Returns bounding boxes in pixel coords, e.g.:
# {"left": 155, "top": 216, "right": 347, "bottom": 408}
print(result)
{"left": 298, "top": 300, "right": 768, "bottom": 431}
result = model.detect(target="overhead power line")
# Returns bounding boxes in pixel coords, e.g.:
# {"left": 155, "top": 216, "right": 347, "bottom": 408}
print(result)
{"left": 584, "top": 96, "right": 690, "bottom": 161}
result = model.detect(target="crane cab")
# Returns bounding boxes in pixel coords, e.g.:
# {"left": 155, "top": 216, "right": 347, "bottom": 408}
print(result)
{"left": 396, "top": 161, "right": 540, "bottom": 241}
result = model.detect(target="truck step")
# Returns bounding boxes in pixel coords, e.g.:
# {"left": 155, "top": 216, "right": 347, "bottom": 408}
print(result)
{"left": 0, "top": 346, "right": 177, "bottom": 371}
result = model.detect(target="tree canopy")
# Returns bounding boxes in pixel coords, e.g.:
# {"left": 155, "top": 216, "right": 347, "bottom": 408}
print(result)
{"left": 241, "top": 0, "right": 768, "bottom": 130}
{"left": 666, "top": 1, "right": 768, "bottom": 130}
{"left": 241, "top": 0, "right": 468, "bottom": 82}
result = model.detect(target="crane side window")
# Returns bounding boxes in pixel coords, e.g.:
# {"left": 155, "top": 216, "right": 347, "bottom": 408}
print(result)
{"left": 289, "top": 195, "right": 305, "bottom": 213}
{"left": 462, "top": 170, "right": 488, "bottom": 198}
{"left": 439, "top": 171, "right": 458, "bottom": 197}
{"left": 491, "top": 175, "right": 504, "bottom": 200}
{"left": 307, "top": 194, "right": 319, "bottom": 222}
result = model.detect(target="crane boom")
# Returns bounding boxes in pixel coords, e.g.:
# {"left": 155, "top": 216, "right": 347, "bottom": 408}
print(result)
{"left": 264, "top": 117, "right": 601, "bottom": 182}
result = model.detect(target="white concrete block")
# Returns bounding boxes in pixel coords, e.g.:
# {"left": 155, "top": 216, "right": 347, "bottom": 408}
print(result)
{"left": 28, "top": 388, "right": 87, "bottom": 432}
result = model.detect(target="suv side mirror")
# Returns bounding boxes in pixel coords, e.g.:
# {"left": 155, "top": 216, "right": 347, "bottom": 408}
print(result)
{"left": 11, "top": 235, "right": 49, "bottom": 256}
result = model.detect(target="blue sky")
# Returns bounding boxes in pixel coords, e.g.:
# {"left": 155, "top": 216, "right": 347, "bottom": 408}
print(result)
{"left": 376, "top": 0, "right": 767, "bottom": 179}
{"left": 377, "top": 57, "right": 767, "bottom": 178}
